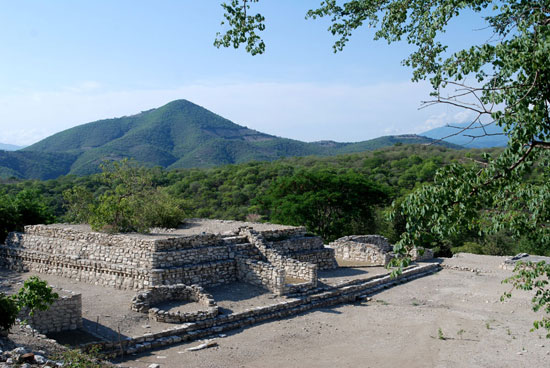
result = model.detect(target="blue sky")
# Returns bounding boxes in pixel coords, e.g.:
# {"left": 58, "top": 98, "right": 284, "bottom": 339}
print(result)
{"left": 0, "top": 1, "right": 492, "bottom": 146}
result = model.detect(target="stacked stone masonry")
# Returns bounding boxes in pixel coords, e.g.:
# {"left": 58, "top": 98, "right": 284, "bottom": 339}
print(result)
{"left": 0, "top": 223, "right": 337, "bottom": 295}
{"left": 19, "top": 288, "right": 83, "bottom": 334}
{"left": 131, "top": 284, "right": 218, "bottom": 323}
{"left": 409, "top": 246, "right": 434, "bottom": 261}
{"left": 235, "top": 258, "right": 285, "bottom": 294}
{"left": 328, "top": 235, "right": 434, "bottom": 266}
{"left": 239, "top": 228, "right": 319, "bottom": 294}
{"left": 328, "top": 235, "right": 394, "bottom": 266}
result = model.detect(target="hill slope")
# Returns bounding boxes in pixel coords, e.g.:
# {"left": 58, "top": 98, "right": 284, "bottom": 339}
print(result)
{"left": 420, "top": 123, "right": 508, "bottom": 148}
{"left": 2, "top": 99, "right": 461, "bottom": 179}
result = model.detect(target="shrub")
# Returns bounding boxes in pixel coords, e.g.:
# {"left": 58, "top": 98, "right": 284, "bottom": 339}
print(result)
{"left": 0, "top": 293, "right": 18, "bottom": 332}
{"left": 16, "top": 276, "right": 59, "bottom": 317}
{"left": 0, "top": 189, "right": 55, "bottom": 243}
{"left": 64, "top": 160, "right": 185, "bottom": 233}
{"left": 0, "top": 276, "right": 58, "bottom": 334}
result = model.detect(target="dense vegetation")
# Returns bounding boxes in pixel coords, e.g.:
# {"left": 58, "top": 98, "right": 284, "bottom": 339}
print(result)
{"left": 0, "top": 99, "right": 460, "bottom": 180}
{"left": 0, "top": 189, "right": 54, "bottom": 243}
{"left": 262, "top": 170, "right": 388, "bottom": 242}
{"left": 1, "top": 144, "right": 543, "bottom": 257}
{"left": 64, "top": 160, "right": 185, "bottom": 233}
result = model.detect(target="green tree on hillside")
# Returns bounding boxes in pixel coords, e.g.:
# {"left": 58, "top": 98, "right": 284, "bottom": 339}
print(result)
{"left": 0, "top": 189, "right": 54, "bottom": 242}
{"left": 261, "top": 170, "right": 388, "bottom": 241}
{"left": 64, "top": 160, "right": 185, "bottom": 233}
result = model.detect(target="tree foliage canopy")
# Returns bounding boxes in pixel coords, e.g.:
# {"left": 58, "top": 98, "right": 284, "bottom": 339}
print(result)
{"left": 0, "top": 276, "right": 58, "bottom": 333}
{"left": 0, "top": 189, "right": 55, "bottom": 243}
{"left": 64, "top": 160, "right": 185, "bottom": 233}
{"left": 261, "top": 169, "right": 389, "bottom": 241}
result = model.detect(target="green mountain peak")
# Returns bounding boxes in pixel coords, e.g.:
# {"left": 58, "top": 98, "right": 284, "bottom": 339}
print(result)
{"left": 3, "top": 100, "right": 461, "bottom": 180}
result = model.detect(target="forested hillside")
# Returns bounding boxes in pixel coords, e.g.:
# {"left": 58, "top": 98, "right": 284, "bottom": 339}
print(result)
{"left": 0, "top": 100, "right": 461, "bottom": 180}
{"left": 3, "top": 144, "right": 542, "bottom": 257}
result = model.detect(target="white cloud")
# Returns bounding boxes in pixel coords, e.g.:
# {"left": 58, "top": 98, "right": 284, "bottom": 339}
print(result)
{"left": 0, "top": 80, "right": 463, "bottom": 145}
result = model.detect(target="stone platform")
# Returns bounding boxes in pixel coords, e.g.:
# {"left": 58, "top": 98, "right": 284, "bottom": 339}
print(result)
{"left": 0, "top": 220, "right": 337, "bottom": 295}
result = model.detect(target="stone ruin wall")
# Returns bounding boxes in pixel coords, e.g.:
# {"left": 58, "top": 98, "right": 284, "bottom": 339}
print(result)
{"left": 19, "top": 288, "right": 83, "bottom": 334}
{"left": 236, "top": 257, "right": 285, "bottom": 294}
{"left": 131, "top": 284, "right": 218, "bottom": 324}
{"left": 408, "top": 246, "right": 434, "bottom": 261}
{"left": 84, "top": 263, "right": 441, "bottom": 357}
{"left": 239, "top": 228, "right": 320, "bottom": 294}
{"left": 328, "top": 235, "right": 434, "bottom": 265}
{"left": 270, "top": 236, "right": 338, "bottom": 270}
{"left": 328, "top": 235, "right": 394, "bottom": 266}
{"left": 0, "top": 224, "right": 337, "bottom": 295}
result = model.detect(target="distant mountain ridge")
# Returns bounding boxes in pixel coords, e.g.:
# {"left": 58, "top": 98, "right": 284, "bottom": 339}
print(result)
{"left": 0, "top": 143, "right": 24, "bottom": 151}
{"left": 419, "top": 123, "right": 508, "bottom": 148}
{"left": 2, "top": 99, "right": 461, "bottom": 180}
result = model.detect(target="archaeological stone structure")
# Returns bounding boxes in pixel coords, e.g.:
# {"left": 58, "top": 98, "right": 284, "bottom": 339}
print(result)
{"left": 0, "top": 222, "right": 336, "bottom": 295}
{"left": 328, "top": 235, "right": 434, "bottom": 265}
{"left": 131, "top": 284, "right": 218, "bottom": 323}
{"left": 328, "top": 235, "right": 394, "bottom": 266}
{"left": 0, "top": 220, "right": 441, "bottom": 357}
{"left": 18, "top": 288, "right": 82, "bottom": 334}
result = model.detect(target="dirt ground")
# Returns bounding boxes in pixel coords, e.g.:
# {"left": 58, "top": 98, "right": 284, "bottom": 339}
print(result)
{"left": 3, "top": 254, "right": 550, "bottom": 367}
{"left": 115, "top": 254, "right": 549, "bottom": 368}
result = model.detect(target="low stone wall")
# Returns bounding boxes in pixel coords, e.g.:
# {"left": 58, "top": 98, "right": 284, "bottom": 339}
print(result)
{"left": 0, "top": 246, "right": 154, "bottom": 289}
{"left": 236, "top": 257, "right": 285, "bottom": 295}
{"left": 151, "top": 245, "right": 231, "bottom": 267}
{"left": 132, "top": 284, "right": 218, "bottom": 323}
{"left": 7, "top": 232, "right": 154, "bottom": 268}
{"left": 328, "top": 235, "right": 394, "bottom": 266}
{"left": 292, "top": 249, "right": 338, "bottom": 270}
{"left": 271, "top": 236, "right": 337, "bottom": 270}
{"left": 154, "top": 234, "right": 228, "bottom": 251}
{"left": 280, "top": 258, "right": 317, "bottom": 284}
{"left": 19, "top": 289, "right": 82, "bottom": 334}
{"left": 260, "top": 227, "right": 307, "bottom": 241}
{"left": 409, "top": 247, "right": 434, "bottom": 261}
{"left": 271, "top": 236, "right": 324, "bottom": 253}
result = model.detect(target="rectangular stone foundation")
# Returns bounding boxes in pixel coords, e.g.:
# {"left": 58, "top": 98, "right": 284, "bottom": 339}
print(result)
{"left": 0, "top": 223, "right": 337, "bottom": 293}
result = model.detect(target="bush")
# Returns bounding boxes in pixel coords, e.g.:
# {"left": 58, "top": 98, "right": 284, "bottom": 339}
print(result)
{"left": 261, "top": 169, "right": 389, "bottom": 242}
{"left": 16, "top": 276, "right": 59, "bottom": 317}
{"left": 53, "top": 346, "right": 105, "bottom": 368}
{"left": 0, "top": 276, "right": 58, "bottom": 334}
{"left": 64, "top": 160, "right": 185, "bottom": 233}
{"left": 0, "top": 189, "right": 55, "bottom": 243}
{"left": 0, "top": 293, "right": 18, "bottom": 332}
